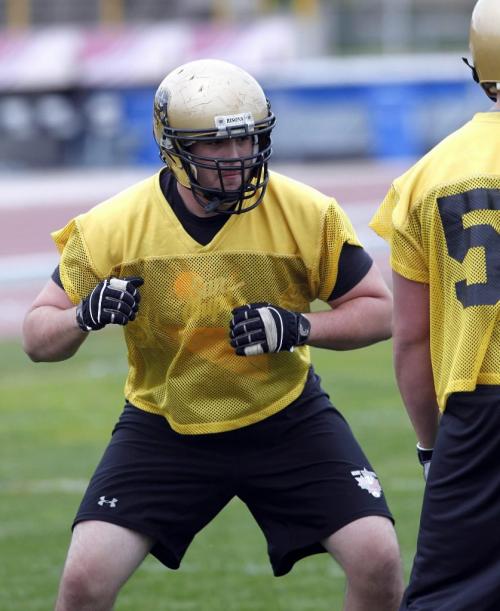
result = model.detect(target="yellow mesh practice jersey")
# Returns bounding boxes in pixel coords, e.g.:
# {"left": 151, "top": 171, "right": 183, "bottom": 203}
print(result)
{"left": 52, "top": 170, "right": 361, "bottom": 434}
{"left": 371, "top": 112, "right": 500, "bottom": 411}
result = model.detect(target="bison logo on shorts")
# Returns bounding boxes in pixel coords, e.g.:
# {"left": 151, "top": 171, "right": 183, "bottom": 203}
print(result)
{"left": 351, "top": 468, "right": 383, "bottom": 498}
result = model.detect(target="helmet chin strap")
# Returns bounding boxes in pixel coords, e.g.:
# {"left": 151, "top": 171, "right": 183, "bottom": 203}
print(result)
{"left": 203, "top": 198, "right": 223, "bottom": 213}
{"left": 203, "top": 196, "right": 240, "bottom": 214}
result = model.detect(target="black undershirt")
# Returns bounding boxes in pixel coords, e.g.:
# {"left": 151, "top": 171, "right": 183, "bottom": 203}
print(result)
{"left": 52, "top": 170, "right": 373, "bottom": 301}
{"left": 160, "top": 169, "right": 231, "bottom": 246}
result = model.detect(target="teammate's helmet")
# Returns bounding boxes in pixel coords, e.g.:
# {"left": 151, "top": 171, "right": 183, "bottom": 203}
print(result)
{"left": 468, "top": 0, "right": 500, "bottom": 100}
{"left": 153, "top": 59, "right": 276, "bottom": 214}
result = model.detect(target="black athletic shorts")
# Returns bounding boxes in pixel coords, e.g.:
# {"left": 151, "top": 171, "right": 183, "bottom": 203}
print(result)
{"left": 401, "top": 386, "right": 500, "bottom": 611}
{"left": 74, "top": 368, "right": 393, "bottom": 576}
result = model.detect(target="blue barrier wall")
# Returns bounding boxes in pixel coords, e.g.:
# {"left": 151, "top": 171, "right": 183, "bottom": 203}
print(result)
{"left": 0, "top": 76, "right": 490, "bottom": 169}
{"left": 117, "top": 78, "right": 488, "bottom": 165}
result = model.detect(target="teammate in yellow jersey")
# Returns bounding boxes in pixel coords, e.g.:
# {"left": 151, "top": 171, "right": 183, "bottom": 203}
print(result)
{"left": 371, "top": 1, "right": 500, "bottom": 608}
{"left": 23, "top": 59, "right": 403, "bottom": 610}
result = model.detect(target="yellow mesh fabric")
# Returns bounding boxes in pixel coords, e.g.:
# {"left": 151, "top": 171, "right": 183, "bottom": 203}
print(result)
{"left": 52, "top": 170, "right": 361, "bottom": 433}
{"left": 121, "top": 252, "right": 311, "bottom": 433}
{"left": 52, "top": 219, "right": 101, "bottom": 303}
{"left": 371, "top": 113, "right": 500, "bottom": 410}
{"left": 318, "top": 203, "right": 361, "bottom": 301}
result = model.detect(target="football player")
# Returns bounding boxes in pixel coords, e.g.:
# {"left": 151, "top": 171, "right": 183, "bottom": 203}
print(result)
{"left": 370, "top": 0, "right": 500, "bottom": 608}
{"left": 23, "top": 58, "right": 403, "bottom": 611}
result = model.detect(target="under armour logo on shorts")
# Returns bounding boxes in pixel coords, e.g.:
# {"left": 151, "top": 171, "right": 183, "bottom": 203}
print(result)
{"left": 97, "top": 495, "right": 118, "bottom": 508}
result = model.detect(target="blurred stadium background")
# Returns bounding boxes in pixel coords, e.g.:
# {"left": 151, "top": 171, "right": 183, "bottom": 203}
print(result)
{"left": 0, "top": 0, "right": 486, "bottom": 337}
{"left": 0, "top": 1, "right": 484, "bottom": 609}
{"left": 0, "top": 0, "right": 485, "bottom": 173}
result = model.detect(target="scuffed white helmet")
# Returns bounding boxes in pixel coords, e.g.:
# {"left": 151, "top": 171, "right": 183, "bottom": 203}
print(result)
{"left": 153, "top": 59, "right": 276, "bottom": 214}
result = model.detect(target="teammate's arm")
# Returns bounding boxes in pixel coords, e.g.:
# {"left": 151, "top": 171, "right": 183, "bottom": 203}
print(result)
{"left": 391, "top": 271, "right": 439, "bottom": 449}
{"left": 23, "top": 278, "right": 88, "bottom": 362}
{"left": 305, "top": 260, "right": 392, "bottom": 350}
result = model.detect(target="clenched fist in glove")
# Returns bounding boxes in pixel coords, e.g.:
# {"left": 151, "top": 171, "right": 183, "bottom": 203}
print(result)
{"left": 229, "top": 302, "right": 311, "bottom": 356}
{"left": 76, "top": 276, "right": 144, "bottom": 332}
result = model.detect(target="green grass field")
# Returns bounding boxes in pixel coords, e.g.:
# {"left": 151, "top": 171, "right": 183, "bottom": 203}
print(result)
{"left": 0, "top": 330, "right": 423, "bottom": 610}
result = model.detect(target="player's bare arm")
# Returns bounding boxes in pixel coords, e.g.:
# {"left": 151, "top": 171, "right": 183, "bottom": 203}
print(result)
{"left": 23, "top": 276, "right": 143, "bottom": 363}
{"left": 23, "top": 278, "right": 87, "bottom": 362}
{"left": 392, "top": 272, "right": 439, "bottom": 450}
{"left": 230, "top": 261, "right": 392, "bottom": 356}
{"left": 306, "top": 260, "right": 392, "bottom": 350}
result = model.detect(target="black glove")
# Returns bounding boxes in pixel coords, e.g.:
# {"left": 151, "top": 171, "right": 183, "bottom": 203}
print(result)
{"left": 229, "top": 302, "right": 311, "bottom": 356}
{"left": 76, "top": 276, "right": 144, "bottom": 332}
{"left": 416, "top": 443, "right": 433, "bottom": 482}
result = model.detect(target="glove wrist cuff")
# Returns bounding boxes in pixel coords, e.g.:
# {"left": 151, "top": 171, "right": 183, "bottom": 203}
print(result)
{"left": 416, "top": 443, "right": 433, "bottom": 465}
{"left": 295, "top": 314, "right": 311, "bottom": 346}
{"left": 76, "top": 302, "right": 91, "bottom": 333}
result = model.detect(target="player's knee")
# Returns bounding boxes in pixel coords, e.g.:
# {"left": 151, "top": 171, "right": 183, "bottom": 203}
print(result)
{"left": 347, "top": 540, "right": 403, "bottom": 601}
{"left": 56, "top": 563, "right": 117, "bottom": 611}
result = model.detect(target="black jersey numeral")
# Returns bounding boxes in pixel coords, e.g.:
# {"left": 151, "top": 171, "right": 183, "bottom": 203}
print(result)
{"left": 437, "top": 188, "right": 500, "bottom": 307}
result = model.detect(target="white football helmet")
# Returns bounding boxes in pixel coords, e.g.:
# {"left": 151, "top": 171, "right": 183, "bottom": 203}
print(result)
{"left": 153, "top": 59, "right": 276, "bottom": 214}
